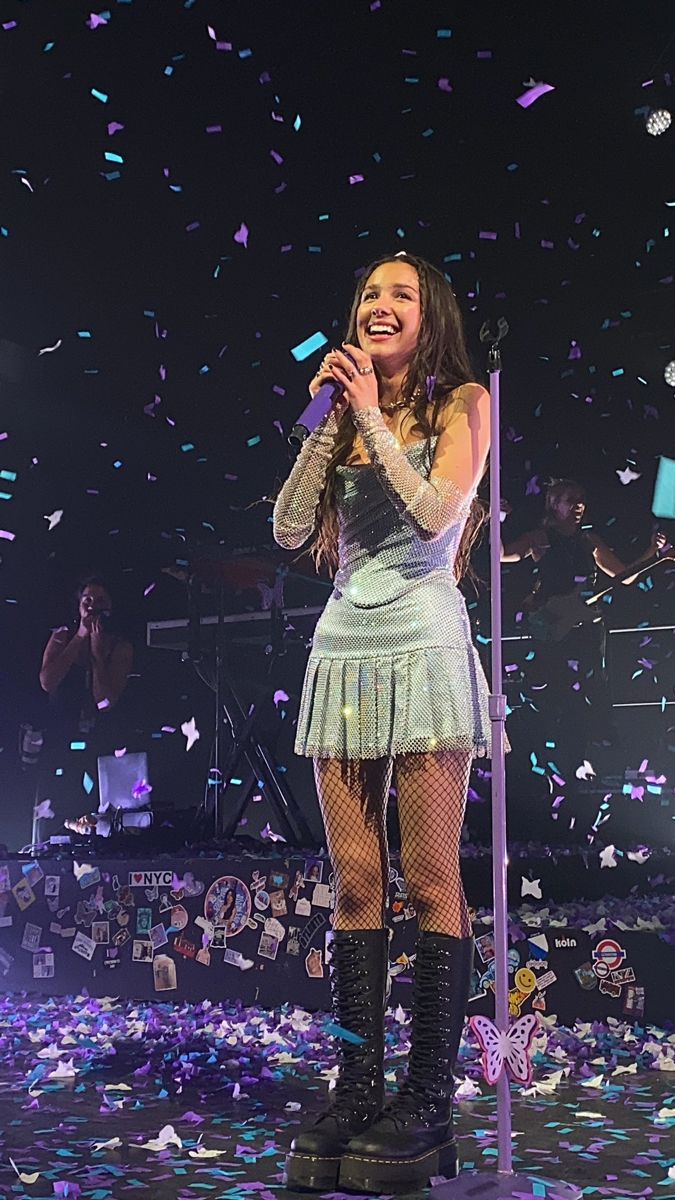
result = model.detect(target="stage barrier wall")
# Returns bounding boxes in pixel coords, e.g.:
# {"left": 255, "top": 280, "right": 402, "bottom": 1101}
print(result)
{"left": 0, "top": 855, "right": 671, "bottom": 1026}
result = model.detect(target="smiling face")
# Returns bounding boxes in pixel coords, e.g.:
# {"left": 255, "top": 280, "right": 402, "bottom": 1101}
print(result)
{"left": 356, "top": 260, "right": 422, "bottom": 373}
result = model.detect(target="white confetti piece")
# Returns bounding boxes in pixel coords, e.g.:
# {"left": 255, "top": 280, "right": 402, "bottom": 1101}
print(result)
{"left": 9, "top": 1158, "right": 40, "bottom": 1185}
{"left": 180, "top": 716, "right": 200, "bottom": 751}
{"left": 43, "top": 509, "right": 63, "bottom": 530}
{"left": 139, "top": 1123, "right": 182, "bottom": 1151}
{"left": 92, "top": 1136, "right": 123, "bottom": 1151}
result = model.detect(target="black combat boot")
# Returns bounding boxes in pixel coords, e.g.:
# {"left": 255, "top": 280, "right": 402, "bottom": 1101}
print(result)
{"left": 339, "top": 932, "right": 473, "bottom": 1194}
{"left": 284, "top": 928, "right": 388, "bottom": 1191}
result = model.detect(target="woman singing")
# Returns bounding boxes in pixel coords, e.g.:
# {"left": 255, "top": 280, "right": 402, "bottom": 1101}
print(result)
{"left": 273, "top": 253, "right": 508, "bottom": 1193}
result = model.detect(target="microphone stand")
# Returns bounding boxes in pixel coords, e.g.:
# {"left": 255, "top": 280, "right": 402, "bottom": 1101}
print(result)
{"left": 433, "top": 321, "right": 579, "bottom": 1200}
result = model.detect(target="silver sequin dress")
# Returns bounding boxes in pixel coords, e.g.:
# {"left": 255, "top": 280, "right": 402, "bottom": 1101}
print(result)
{"left": 273, "top": 410, "right": 509, "bottom": 761}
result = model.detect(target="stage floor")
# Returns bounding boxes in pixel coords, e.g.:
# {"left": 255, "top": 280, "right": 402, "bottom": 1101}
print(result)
{"left": 0, "top": 994, "right": 672, "bottom": 1200}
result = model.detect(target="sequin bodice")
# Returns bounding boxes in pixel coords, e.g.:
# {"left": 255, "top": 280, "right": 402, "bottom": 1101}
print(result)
{"left": 333, "top": 437, "right": 469, "bottom": 608}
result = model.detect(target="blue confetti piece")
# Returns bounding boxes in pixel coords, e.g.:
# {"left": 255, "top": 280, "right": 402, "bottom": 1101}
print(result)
{"left": 104, "top": 151, "right": 124, "bottom": 163}
{"left": 83, "top": 771, "right": 94, "bottom": 794}
{"left": 323, "top": 1020, "right": 366, "bottom": 1045}
{"left": 652, "top": 455, "right": 675, "bottom": 519}
{"left": 247, "top": 435, "right": 261, "bottom": 447}
{"left": 290, "top": 330, "right": 327, "bottom": 362}
{"left": 91, "top": 88, "right": 108, "bottom": 103}
{"left": 70, "top": 741, "right": 86, "bottom": 751}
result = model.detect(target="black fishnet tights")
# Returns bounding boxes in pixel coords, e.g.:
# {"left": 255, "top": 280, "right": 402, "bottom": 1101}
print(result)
{"left": 314, "top": 750, "right": 472, "bottom": 938}
{"left": 314, "top": 757, "right": 393, "bottom": 930}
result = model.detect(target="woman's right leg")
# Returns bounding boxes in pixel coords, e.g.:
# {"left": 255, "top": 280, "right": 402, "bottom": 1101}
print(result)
{"left": 315, "top": 756, "right": 393, "bottom": 929}
{"left": 284, "top": 755, "right": 393, "bottom": 1192}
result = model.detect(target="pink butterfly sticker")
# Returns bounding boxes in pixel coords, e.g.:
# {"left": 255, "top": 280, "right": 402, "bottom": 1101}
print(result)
{"left": 469, "top": 1013, "right": 539, "bottom": 1086}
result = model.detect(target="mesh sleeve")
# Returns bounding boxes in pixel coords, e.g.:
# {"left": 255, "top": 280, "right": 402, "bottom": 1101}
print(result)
{"left": 351, "top": 406, "right": 472, "bottom": 541}
{"left": 272, "top": 408, "right": 341, "bottom": 549}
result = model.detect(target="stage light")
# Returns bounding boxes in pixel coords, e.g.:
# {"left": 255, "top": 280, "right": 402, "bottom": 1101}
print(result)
{"left": 646, "top": 108, "right": 671, "bottom": 135}
{"left": 664, "top": 359, "right": 675, "bottom": 387}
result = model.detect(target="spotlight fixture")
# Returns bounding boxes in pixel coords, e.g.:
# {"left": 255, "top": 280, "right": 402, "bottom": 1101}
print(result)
{"left": 646, "top": 108, "right": 672, "bottom": 135}
{"left": 664, "top": 360, "right": 675, "bottom": 388}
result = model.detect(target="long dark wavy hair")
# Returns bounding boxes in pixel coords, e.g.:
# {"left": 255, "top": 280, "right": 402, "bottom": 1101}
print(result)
{"left": 311, "top": 252, "right": 489, "bottom": 587}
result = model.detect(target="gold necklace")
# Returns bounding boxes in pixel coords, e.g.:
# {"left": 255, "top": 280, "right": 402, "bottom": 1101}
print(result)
{"left": 380, "top": 385, "right": 423, "bottom": 414}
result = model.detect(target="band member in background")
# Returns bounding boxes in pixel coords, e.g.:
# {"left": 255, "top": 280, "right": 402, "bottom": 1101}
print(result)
{"left": 500, "top": 479, "right": 666, "bottom": 758}
{"left": 40, "top": 575, "right": 132, "bottom": 718}
{"left": 274, "top": 253, "right": 509, "bottom": 1193}
{"left": 39, "top": 575, "right": 133, "bottom": 831}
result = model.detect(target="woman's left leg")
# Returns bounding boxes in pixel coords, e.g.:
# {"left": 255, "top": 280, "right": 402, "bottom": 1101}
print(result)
{"left": 395, "top": 749, "right": 472, "bottom": 937}
{"left": 339, "top": 749, "right": 475, "bottom": 1193}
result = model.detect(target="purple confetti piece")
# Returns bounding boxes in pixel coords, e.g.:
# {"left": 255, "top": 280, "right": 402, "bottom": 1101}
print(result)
{"left": 517, "top": 81, "right": 556, "bottom": 108}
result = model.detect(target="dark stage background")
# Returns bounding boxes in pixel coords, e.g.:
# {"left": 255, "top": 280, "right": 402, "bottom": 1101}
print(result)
{"left": 0, "top": 0, "right": 673, "bottom": 854}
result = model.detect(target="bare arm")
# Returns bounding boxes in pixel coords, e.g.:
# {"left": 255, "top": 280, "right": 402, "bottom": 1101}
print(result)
{"left": 590, "top": 533, "right": 662, "bottom": 586}
{"left": 501, "top": 530, "right": 538, "bottom": 563}
{"left": 40, "top": 628, "right": 87, "bottom": 694}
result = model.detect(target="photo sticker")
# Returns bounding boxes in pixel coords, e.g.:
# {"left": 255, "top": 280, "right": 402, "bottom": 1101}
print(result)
{"left": 204, "top": 876, "right": 251, "bottom": 938}
{"left": 303, "top": 859, "right": 324, "bottom": 884}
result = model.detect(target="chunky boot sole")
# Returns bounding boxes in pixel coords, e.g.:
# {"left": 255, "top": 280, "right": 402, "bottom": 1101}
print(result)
{"left": 339, "top": 1136, "right": 458, "bottom": 1193}
{"left": 284, "top": 1148, "right": 342, "bottom": 1191}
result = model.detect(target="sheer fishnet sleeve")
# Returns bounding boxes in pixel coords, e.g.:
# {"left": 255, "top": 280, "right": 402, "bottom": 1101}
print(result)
{"left": 351, "top": 406, "right": 473, "bottom": 541}
{"left": 272, "top": 408, "right": 341, "bottom": 549}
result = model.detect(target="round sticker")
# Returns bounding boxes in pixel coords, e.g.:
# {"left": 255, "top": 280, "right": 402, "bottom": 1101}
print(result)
{"left": 592, "top": 959, "right": 610, "bottom": 979}
{"left": 204, "top": 876, "right": 251, "bottom": 939}
{"left": 592, "top": 938, "right": 625, "bottom": 973}
{"left": 514, "top": 967, "right": 537, "bottom": 995}
{"left": 254, "top": 889, "right": 270, "bottom": 912}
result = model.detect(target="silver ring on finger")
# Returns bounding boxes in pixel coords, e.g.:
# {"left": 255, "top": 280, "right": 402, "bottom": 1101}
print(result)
{"left": 357, "top": 366, "right": 374, "bottom": 376}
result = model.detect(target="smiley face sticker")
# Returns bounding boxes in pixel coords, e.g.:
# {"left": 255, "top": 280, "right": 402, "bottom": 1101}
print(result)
{"left": 514, "top": 967, "right": 537, "bottom": 995}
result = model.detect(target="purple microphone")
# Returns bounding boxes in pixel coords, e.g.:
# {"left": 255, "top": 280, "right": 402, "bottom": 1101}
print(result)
{"left": 288, "top": 381, "right": 343, "bottom": 447}
{"left": 288, "top": 351, "right": 357, "bottom": 447}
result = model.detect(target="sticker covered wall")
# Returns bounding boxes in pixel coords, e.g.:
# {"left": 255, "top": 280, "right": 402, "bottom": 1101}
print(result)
{"left": 0, "top": 854, "right": 671, "bottom": 1025}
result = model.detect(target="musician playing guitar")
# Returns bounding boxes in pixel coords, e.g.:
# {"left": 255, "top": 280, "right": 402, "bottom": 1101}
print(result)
{"left": 500, "top": 478, "right": 667, "bottom": 763}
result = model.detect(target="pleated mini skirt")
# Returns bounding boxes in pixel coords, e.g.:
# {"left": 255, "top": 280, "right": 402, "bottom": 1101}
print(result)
{"left": 294, "top": 574, "right": 510, "bottom": 761}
